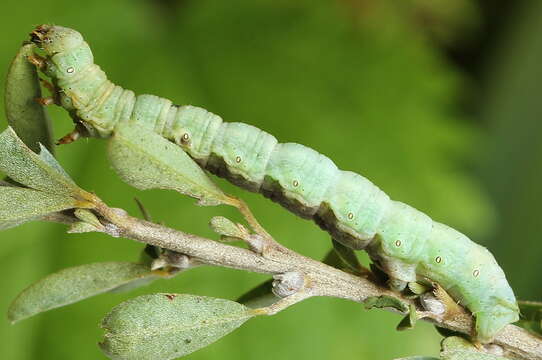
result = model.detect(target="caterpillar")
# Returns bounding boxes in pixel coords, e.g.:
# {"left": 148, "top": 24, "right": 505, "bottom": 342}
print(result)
{"left": 27, "top": 24, "right": 518, "bottom": 343}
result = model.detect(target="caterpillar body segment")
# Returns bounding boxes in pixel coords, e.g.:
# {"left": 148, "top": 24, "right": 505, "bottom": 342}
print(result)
{"left": 29, "top": 25, "right": 519, "bottom": 343}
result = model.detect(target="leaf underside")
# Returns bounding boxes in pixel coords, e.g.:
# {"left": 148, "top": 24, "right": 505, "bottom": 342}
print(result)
{"left": 100, "top": 293, "right": 254, "bottom": 360}
{"left": 108, "top": 122, "right": 228, "bottom": 206}
{"left": 8, "top": 262, "right": 155, "bottom": 323}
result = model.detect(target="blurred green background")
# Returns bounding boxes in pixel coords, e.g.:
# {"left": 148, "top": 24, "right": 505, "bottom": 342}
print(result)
{"left": 0, "top": 0, "right": 540, "bottom": 359}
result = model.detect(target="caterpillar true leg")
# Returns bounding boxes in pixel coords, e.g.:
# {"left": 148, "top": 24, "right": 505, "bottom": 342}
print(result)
{"left": 56, "top": 127, "right": 82, "bottom": 145}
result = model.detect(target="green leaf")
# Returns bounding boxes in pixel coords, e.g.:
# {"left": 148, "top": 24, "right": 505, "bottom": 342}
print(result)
{"left": 4, "top": 42, "right": 54, "bottom": 153}
{"left": 236, "top": 279, "right": 278, "bottom": 308}
{"left": 518, "top": 300, "right": 542, "bottom": 317}
{"left": 396, "top": 304, "right": 418, "bottom": 331}
{"left": 37, "top": 143, "right": 71, "bottom": 179}
{"left": 322, "top": 248, "right": 347, "bottom": 269}
{"left": 0, "top": 127, "right": 82, "bottom": 196}
{"left": 209, "top": 216, "right": 247, "bottom": 239}
{"left": 8, "top": 262, "right": 155, "bottom": 323}
{"left": 108, "top": 122, "right": 229, "bottom": 206}
{"left": 408, "top": 282, "right": 430, "bottom": 295}
{"left": 364, "top": 295, "right": 409, "bottom": 313}
{"left": 67, "top": 221, "right": 102, "bottom": 234}
{"left": 516, "top": 300, "right": 542, "bottom": 336}
{"left": 0, "top": 180, "right": 40, "bottom": 229}
{"left": 73, "top": 208, "right": 102, "bottom": 228}
{"left": 331, "top": 239, "right": 367, "bottom": 275}
{"left": 440, "top": 337, "right": 510, "bottom": 360}
{"left": 0, "top": 219, "right": 29, "bottom": 230}
{"left": 100, "top": 294, "right": 254, "bottom": 360}
{"left": 0, "top": 187, "right": 79, "bottom": 221}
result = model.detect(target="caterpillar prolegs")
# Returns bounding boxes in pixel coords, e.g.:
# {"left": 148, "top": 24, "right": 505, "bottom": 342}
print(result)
{"left": 28, "top": 25, "right": 519, "bottom": 343}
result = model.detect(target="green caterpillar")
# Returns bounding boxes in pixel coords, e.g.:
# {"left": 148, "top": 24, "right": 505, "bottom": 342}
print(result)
{"left": 28, "top": 25, "right": 518, "bottom": 343}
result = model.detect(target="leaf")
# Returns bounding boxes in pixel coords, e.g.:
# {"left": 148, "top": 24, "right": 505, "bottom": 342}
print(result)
{"left": 37, "top": 143, "right": 71, "bottom": 179}
{"left": 0, "top": 127, "right": 82, "bottom": 196}
{"left": 408, "top": 282, "right": 429, "bottom": 295}
{"left": 236, "top": 279, "right": 278, "bottom": 308}
{"left": 364, "top": 295, "right": 409, "bottom": 313}
{"left": 8, "top": 262, "right": 155, "bottom": 323}
{"left": 322, "top": 248, "right": 346, "bottom": 269}
{"left": 396, "top": 304, "right": 418, "bottom": 331}
{"left": 108, "top": 122, "right": 229, "bottom": 206}
{"left": 73, "top": 208, "right": 103, "bottom": 228}
{"left": 67, "top": 221, "right": 102, "bottom": 234}
{"left": 4, "top": 42, "right": 54, "bottom": 153}
{"left": 209, "top": 216, "right": 247, "bottom": 239}
{"left": 0, "top": 181, "right": 38, "bottom": 228}
{"left": 100, "top": 294, "right": 254, "bottom": 360}
{"left": 516, "top": 300, "right": 542, "bottom": 336}
{"left": 518, "top": 300, "right": 542, "bottom": 318}
{"left": 440, "top": 337, "right": 510, "bottom": 360}
{"left": 394, "top": 357, "right": 440, "bottom": 360}
{"left": 0, "top": 219, "right": 31, "bottom": 230}
{"left": 331, "top": 239, "right": 367, "bottom": 275}
{"left": 0, "top": 187, "right": 79, "bottom": 221}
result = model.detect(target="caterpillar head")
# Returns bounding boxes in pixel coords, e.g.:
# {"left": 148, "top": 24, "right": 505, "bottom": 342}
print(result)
{"left": 30, "top": 25, "right": 93, "bottom": 79}
{"left": 31, "top": 25, "right": 84, "bottom": 54}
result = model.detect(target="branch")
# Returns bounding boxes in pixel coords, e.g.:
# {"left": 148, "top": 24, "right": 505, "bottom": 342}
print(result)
{"left": 69, "top": 198, "right": 542, "bottom": 360}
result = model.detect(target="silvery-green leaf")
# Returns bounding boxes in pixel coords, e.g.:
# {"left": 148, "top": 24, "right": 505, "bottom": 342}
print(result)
{"left": 108, "top": 276, "right": 159, "bottom": 294}
{"left": 0, "top": 181, "right": 36, "bottom": 228}
{"left": 0, "top": 127, "right": 81, "bottom": 196}
{"left": 67, "top": 221, "right": 101, "bottom": 234}
{"left": 108, "top": 122, "right": 228, "bottom": 206}
{"left": 100, "top": 293, "right": 254, "bottom": 360}
{"left": 0, "top": 219, "right": 33, "bottom": 230}
{"left": 8, "top": 262, "right": 154, "bottom": 323}
{"left": 331, "top": 239, "right": 366, "bottom": 275}
{"left": 4, "top": 43, "right": 54, "bottom": 153}
{"left": 396, "top": 304, "right": 418, "bottom": 331}
{"left": 236, "top": 279, "right": 278, "bottom": 308}
{"left": 0, "top": 187, "right": 79, "bottom": 221}
{"left": 394, "top": 357, "right": 440, "bottom": 360}
{"left": 38, "top": 143, "right": 72, "bottom": 179}
{"left": 440, "top": 337, "right": 509, "bottom": 360}
{"left": 516, "top": 301, "right": 542, "bottom": 336}
{"left": 364, "top": 295, "right": 409, "bottom": 313}
{"left": 408, "top": 282, "right": 429, "bottom": 295}
{"left": 322, "top": 248, "right": 347, "bottom": 269}
{"left": 209, "top": 216, "right": 246, "bottom": 239}
{"left": 0, "top": 180, "right": 15, "bottom": 187}
{"left": 74, "top": 208, "right": 102, "bottom": 228}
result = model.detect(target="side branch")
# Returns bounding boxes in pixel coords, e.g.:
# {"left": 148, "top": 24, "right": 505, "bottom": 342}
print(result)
{"left": 93, "top": 202, "right": 541, "bottom": 360}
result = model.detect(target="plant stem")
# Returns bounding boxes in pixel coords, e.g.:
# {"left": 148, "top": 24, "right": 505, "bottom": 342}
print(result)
{"left": 87, "top": 200, "right": 542, "bottom": 360}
